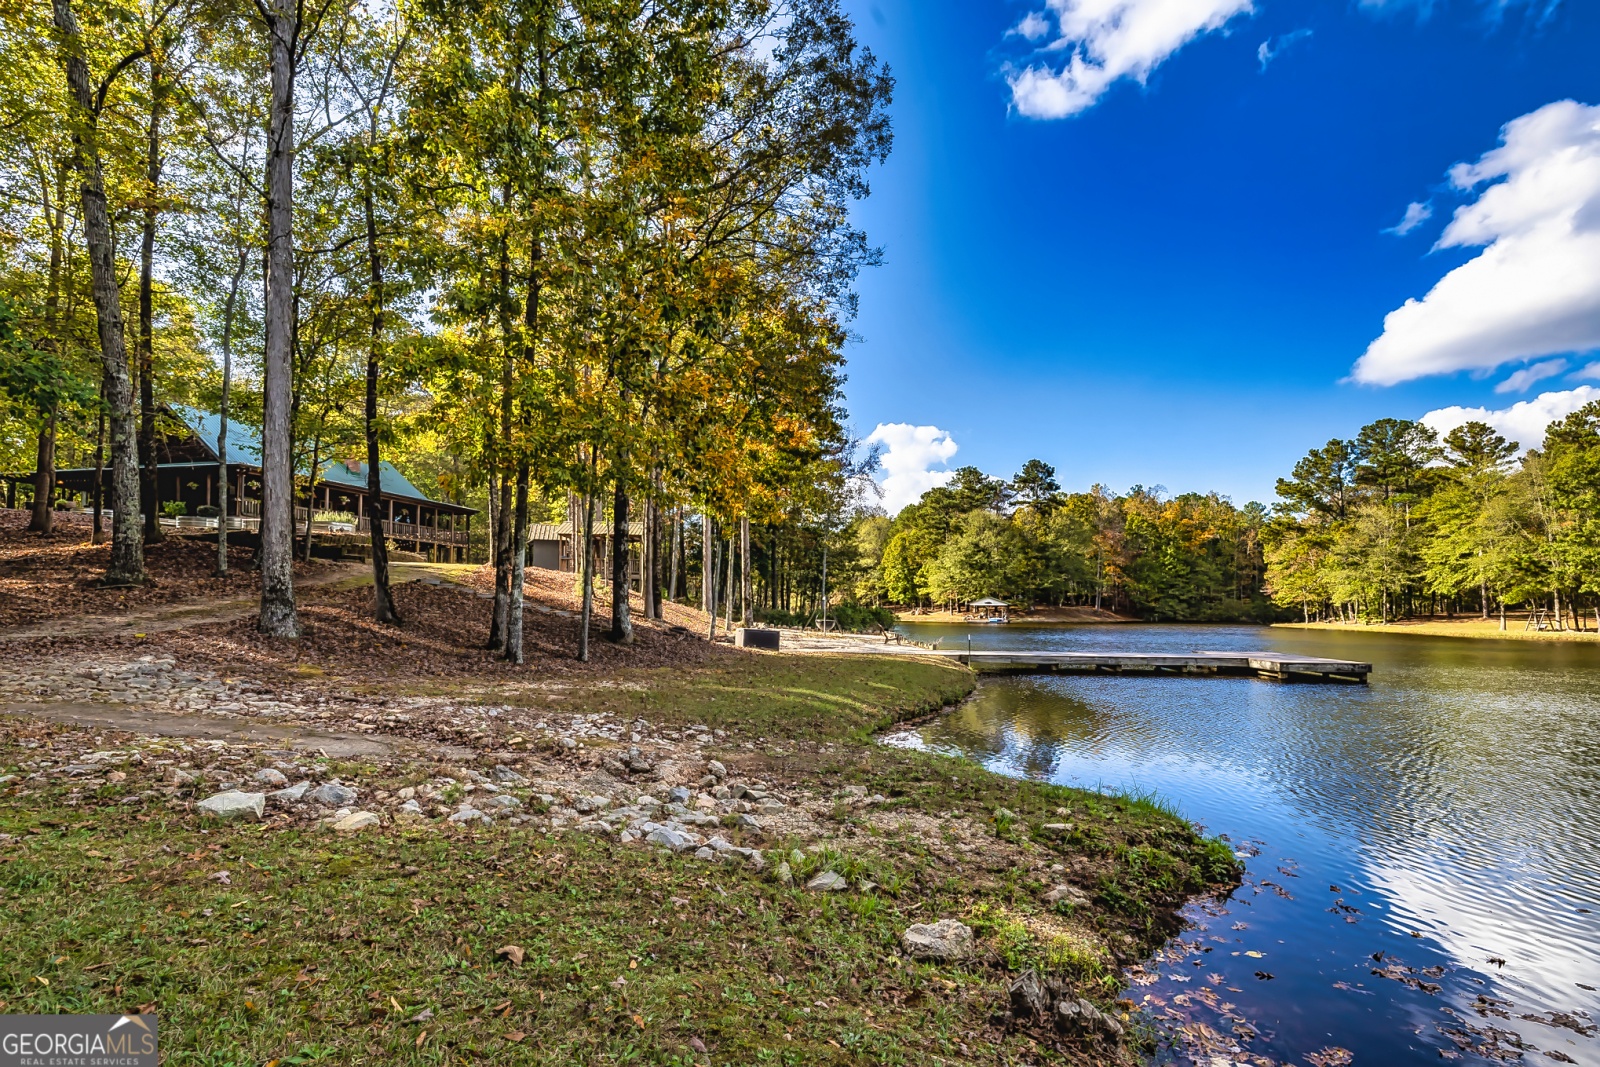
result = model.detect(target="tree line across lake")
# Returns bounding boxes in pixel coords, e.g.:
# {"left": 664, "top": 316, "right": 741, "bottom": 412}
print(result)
{"left": 824, "top": 406, "right": 1600, "bottom": 629}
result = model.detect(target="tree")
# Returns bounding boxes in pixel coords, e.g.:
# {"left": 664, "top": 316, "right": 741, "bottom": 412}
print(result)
{"left": 51, "top": 0, "right": 145, "bottom": 585}
{"left": 1275, "top": 438, "right": 1355, "bottom": 520}
{"left": 1010, "top": 458, "right": 1060, "bottom": 512}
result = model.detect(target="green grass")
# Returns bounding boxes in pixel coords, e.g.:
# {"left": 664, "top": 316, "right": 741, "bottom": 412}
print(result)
{"left": 0, "top": 653, "right": 1237, "bottom": 1065}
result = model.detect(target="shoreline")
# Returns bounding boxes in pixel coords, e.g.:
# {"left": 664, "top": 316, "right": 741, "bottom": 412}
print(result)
{"left": 1275, "top": 619, "right": 1600, "bottom": 643}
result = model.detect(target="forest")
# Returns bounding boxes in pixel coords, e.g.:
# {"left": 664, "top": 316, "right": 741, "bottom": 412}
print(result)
{"left": 832, "top": 463, "right": 1276, "bottom": 623}
{"left": 1, "top": 0, "right": 893, "bottom": 654}
{"left": 1264, "top": 412, "right": 1600, "bottom": 628}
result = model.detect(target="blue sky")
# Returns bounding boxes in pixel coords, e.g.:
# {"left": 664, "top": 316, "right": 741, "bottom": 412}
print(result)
{"left": 838, "top": 0, "right": 1600, "bottom": 510}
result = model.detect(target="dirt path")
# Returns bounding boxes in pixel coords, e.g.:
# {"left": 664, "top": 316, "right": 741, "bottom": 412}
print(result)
{"left": 0, "top": 701, "right": 443, "bottom": 758}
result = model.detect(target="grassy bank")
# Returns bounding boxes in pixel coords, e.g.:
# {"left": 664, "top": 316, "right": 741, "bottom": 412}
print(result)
{"left": 0, "top": 653, "right": 1235, "bottom": 1066}
{"left": 1275, "top": 618, "right": 1600, "bottom": 643}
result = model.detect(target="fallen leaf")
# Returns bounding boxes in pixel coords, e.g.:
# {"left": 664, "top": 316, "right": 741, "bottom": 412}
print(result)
{"left": 415, "top": 1030, "right": 427, "bottom": 1048}
{"left": 1254, "top": 971, "right": 1274, "bottom": 980}
{"left": 1244, "top": 950, "right": 1265, "bottom": 958}
{"left": 688, "top": 1036, "right": 707, "bottom": 1053}
{"left": 496, "top": 945, "right": 525, "bottom": 966}
{"left": 409, "top": 1009, "right": 433, "bottom": 1023}
{"left": 504, "top": 1031, "right": 526, "bottom": 1043}
{"left": 389, "top": 997, "right": 402, "bottom": 1012}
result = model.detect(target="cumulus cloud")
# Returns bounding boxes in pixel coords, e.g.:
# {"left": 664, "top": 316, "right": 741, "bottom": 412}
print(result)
{"left": 1420, "top": 386, "right": 1600, "bottom": 452}
{"left": 1007, "top": 0, "right": 1254, "bottom": 120}
{"left": 1384, "top": 200, "right": 1434, "bottom": 235}
{"left": 1571, "top": 361, "right": 1600, "bottom": 380}
{"left": 1353, "top": 100, "right": 1600, "bottom": 386}
{"left": 1494, "top": 358, "right": 1567, "bottom": 393}
{"left": 1256, "top": 27, "right": 1312, "bottom": 70}
{"left": 865, "top": 423, "right": 958, "bottom": 514}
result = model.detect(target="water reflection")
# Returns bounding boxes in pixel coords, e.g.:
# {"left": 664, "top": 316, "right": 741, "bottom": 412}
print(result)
{"left": 893, "top": 623, "right": 1600, "bottom": 1066}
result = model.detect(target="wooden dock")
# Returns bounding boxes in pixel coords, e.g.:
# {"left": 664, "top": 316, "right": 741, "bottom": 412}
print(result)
{"left": 939, "top": 649, "right": 1371, "bottom": 683}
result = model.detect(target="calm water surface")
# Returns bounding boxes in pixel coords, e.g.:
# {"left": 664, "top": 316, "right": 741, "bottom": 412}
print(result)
{"left": 888, "top": 623, "right": 1600, "bottom": 1066}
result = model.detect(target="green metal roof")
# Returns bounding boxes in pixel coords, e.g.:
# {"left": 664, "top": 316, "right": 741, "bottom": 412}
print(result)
{"left": 170, "top": 406, "right": 467, "bottom": 510}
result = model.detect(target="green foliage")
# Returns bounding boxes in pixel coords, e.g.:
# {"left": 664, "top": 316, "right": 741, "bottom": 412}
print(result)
{"left": 1267, "top": 412, "right": 1600, "bottom": 622}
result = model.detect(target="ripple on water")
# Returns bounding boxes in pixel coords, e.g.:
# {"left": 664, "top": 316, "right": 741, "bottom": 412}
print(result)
{"left": 896, "top": 622, "right": 1600, "bottom": 1067}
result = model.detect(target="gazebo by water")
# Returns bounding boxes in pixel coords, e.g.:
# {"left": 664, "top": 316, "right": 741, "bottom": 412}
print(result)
{"left": 967, "top": 597, "right": 1010, "bottom": 622}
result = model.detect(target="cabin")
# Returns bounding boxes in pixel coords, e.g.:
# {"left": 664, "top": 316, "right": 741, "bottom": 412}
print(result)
{"left": 526, "top": 521, "right": 644, "bottom": 590}
{"left": 20, "top": 406, "right": 475, "bottom": 561}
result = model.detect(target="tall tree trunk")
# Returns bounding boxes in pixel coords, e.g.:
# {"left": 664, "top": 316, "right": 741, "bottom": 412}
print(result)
{"left": 215, "top": 249, "right": 245, "bottom": 575}
{"left": 28, "top": 162, "right": 68, "bottom": 537}
{"left": 485, "top": 469, "right": 499, "bottom": 568}
{"left": 505, "top": 462, "right": 529, "bottom": 663}
{"left": 578, "top": 478, "right": 595, "bottom": 662}
{"left": 610, "top": 471, "right": 632, "bottom": 643}
{"left": 28, "top": 412, "right": 56, "bottom": 534}
{"left": 486, "top": 228, "right": 514, "bottom": 651}
{"left": 53, "top": 0, "right": 142, "bottom": 584}
{"left": 740, "top": 516, "right": 752, "bottom": 627}
{"left": 302, "top": 435, "right": 320, "bottom": 562}
{"left": 362, "top": 179, "right": 399, "bottom": 622}
{"left": 724, "top": 536, "right": 734, "bottom": 631}
{"left": 667, "top": 505, "right": 680, "bottom": 602}
{"left": 257, "top": 0, "right": 299, "bottom": 636}
{"left": 706, "top": 528, "right": 718, "bottom": 641}
{"left": 91, "top": 378, "right": 105, "bottom": 543}
{"left": 138, "top": 61, "right": 163, "bottom": 544}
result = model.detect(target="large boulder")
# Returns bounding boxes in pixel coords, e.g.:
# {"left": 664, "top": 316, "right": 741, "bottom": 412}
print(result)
{"left": 1055, "top": 997, "right": 1124, "bottom": 1039}
{"left": 901, "top": 919, "right": 974, "bottom": 961}
{"left": 198, "top": 791, "right": 265, "bottom": 821}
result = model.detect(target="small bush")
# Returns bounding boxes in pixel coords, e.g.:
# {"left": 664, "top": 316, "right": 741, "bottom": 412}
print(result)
{"left": 161, "top": 501, "right": 187, "bottom": 518}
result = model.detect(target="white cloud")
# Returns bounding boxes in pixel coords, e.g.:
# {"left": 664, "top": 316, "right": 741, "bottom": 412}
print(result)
{"left": 1007, "top": 0, "right": 1254, "bottom": 120}
{"left": 1384, "top": 200, "right": 1433, "bottom": 235}
{"left": 865, "top": 423, "right": 958, "bottom": 514}
{"left": 1353, "top": 100, "right": 1600, "bottom": 386}
{"left": 1420, "top": 386, "right": 1600, "bottom": 452}
{"left": 1571, "top": 361, "right": 1600, "bottom": 380}
{"left": 1013, "top": 11, "right": 1053, "bottom": 41}
{"left": 1256, "top": 27, "right": 1311, "bottom": 70}
{"left": 1493, "top": 358, "right": 1567, "bottom": 393}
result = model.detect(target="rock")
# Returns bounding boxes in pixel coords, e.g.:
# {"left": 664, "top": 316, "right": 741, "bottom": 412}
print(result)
{"left": 736, "top": 814, "right": 765, "bottom": 833}
{"left": 397, "top": 786, "right": 416, "bottom": 800}
{"left": 332, "top": 811, "right": 380, "bottom": 832}
{"left": 806, "top": 871, "right": 848, "bottom": 893}
{"left": 697, "top": 775, "right": 718, "bottom": 789}
{"left": 559, "top": 737, "right": 578, "bottom": 751}
{"left": 491, "top": 765, "right": 528, "bottom": 784}
{"left": 447, "top": 807, "right": 486, "bottom": 824}
{"left": 668, "top": 786, "right": 692, "bottom": 804}
{"left": 776, "top": 861, "right": 794, "bottom": 886}
{"left": 309, "top": 782, "right": 357, "bottom": 806}
{"left": 901, "top": 920, "right": 974, "bottom": 961}
{"left": 268, "top": 781, "right": 310, "bottom": 805}
{"left": 575, "top": 821, "right": 612, "bottom": 835}
{"left": 254, "top": 768, "right": 289, "bottom": 787}
{"left": 197, "top": 791, "right": 265, "bottom": 821}
{"left": 694, "top": 846, "right": 716, "bottom": 861}
{"left": 167, "top": 768, "right": 198, "bottom": 786}
{"left": 1055, "top": 998, "right": 1124, "bottom": 1039}
{"left": 1009, "top": 970, "right": 1049, "bottom": 1018}
{"left": 635, "top": 795, "right": 660, "bottom": 809}
{"left": 1041, "top": 822, "right": 1075, "bottom": 834}
{"left": 483, "top": 794, "right": 522, "bottom": 810}
{"left": 626, "top": 755, "right": 654, "bottom": 773}
{"left": 707, "top": 760, "right": 727, "bottom": 779}
{"left": 1044, "top": 884, "right": 1090, "bottom": 908}
{"left": 575, "top": 796, "right": 610, "bottom": 813}
{"left": 645, "top": 826, "right": 702, "bottom": 852}
{"left": 602, "top": 758, "right": 629, "bottom": 778}
{"left": 396, "top": 799, "right": 425, "bottom": 819}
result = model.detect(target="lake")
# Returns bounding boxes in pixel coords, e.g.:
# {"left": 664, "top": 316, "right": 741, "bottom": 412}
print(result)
{"left": 886, "top": 622, "right": 1600, "bottom": 1066}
